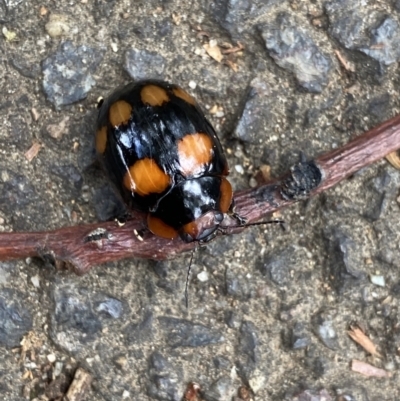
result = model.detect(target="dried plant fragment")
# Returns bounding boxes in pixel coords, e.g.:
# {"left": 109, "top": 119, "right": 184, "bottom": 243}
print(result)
{"left": 25, "top": 142, "right": 42, "bottom": 162}
{"left": 386, "top": 151, "right": 400, "bottom": 169}
{"left": 204, "top": 40, "right": 223, "bottom": 63}
{"left": 351, "top": 360, "right": 390, "bottom": 378}
{"left": 334, "top": 50, "right": 356, "bottom": 72}
{"left": 347, "top": 325, "right": 381, "bottom": 357}
{"left": 64, "top": 368, "right": 92, "bottom": 401}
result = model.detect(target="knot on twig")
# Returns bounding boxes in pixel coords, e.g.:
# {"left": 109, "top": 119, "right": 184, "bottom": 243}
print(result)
{"left": 280, "top": 160, "right": 323, "bottom": 201}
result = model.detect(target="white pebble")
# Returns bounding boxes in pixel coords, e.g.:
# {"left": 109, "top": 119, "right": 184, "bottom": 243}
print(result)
{"left": 30, "top": 275, "right": 40, "bottom": 288}
{"left": 54, "top": 361, "right": 63, "bottom": 377}
{"left": 197, "top": 271, "right": 209, "bottom": 282}
{"left": 370, "top": 274, "right": 385, "bottom": 287}
{"left": 234, "top": 165, "right": 244, "bottom": 174}
{"left": 110, "top": 42, "right": 118, "bottom": 52}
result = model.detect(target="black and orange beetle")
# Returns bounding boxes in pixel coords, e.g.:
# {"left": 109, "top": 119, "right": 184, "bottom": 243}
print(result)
{"left": 95, "top": 80, "right": 233, "bottom": 243}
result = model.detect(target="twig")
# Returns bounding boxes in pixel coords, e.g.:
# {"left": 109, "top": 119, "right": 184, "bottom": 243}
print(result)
{"left": 1, "top": 115, "right": 400, "bottom": 275}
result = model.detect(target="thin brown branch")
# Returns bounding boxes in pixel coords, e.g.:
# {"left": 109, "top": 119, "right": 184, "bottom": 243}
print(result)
{"left": 1, "top": 115, "right": 400, "bottom": 275}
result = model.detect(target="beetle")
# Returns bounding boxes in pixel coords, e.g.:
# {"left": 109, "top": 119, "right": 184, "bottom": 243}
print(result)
{"left": 95, "top": 79, "right": 233, "bottom": 243}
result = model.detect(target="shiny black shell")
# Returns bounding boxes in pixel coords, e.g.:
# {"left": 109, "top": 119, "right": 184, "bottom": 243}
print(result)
{"left": 96, "top": 79, "right": 231, "bottom": 241}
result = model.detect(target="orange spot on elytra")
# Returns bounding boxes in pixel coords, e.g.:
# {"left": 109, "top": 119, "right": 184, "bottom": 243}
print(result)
{"left": 178, "top": 133, "right": 213, "bottom": 177}
{"left": 123, "top": 158, "right": 170, "bottom": 196}
{"left": 219, "top": 177, "right": 232, "bottom": 213}
{"left": 181, "top": 220, "right": 198, "bottom": 239}
{"left": 147, "top": 215, "right": 178, "bottom": 239}
{"left": 172, "top": 87, "right": 196, "bottom": 106}
{"left": 109, "top": 100, "right": 132, "bottom": 127}
{"left": 95, "top": 126, "right": 108, "bottom": 154}
{"left": 140, "top": 85, "right": 169, "bottom": 106}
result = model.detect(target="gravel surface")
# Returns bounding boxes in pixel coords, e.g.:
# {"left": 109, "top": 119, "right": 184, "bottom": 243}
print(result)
{"left": 1, "top": 1, "right": 400, "bottom": 400}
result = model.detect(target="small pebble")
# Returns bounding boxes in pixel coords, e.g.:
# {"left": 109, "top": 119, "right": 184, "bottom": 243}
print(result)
{"left": 249, "top": 177, "right": 258, "bottom": 188}
{"left": 370, "top": 274, "right": 385, "bottom": 287}
{"left": 234, "top": 165, "right": 244, "bottom": 174}
{"left": 45, "top": 14, "right": 70, "bottom": 37}
{"left": 197, "top": 271, "right": 209, "bottom": 282}
{"left": 30, "top": 275, "right": 40, "bottom": 288}
{"left": 47, "top": 353, "right": 56, "bottom": 363}
{"left": 54, "top": 361, "right": 63, "bottom": 377}
{"left": 110, "top": 42, "right": 118, "bottom": 52}
{"left": 189, "top": 80, "right": 197, "bottom": 89}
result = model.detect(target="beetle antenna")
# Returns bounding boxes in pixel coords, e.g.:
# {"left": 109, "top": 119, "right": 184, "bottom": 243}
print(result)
{"left": 185, "top": 245, "right": 197, "bottom": 308}
{"left": 220, "top": 219, "right": 285, "bottom": 231}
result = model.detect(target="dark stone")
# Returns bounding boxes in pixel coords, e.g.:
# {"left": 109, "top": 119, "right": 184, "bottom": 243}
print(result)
{"left": 203, "top": 376, "right": 234, "bottom": 401}
{"left": 210, "top": 0, "right": 280, "bottom": 38}
{"left": 16, "top": 94, "right": 30, "bottom": 108}
{"left": 311, "top": 309, "right": 339, "bottom": 350}
{"left": 155, "top": 278, "right": 176, "bottom": 295}
{"left": 125, "top": 309, "right": 154, "bottom": 344}
{"left": 367, "top": 94, "right": 391, "bottom": 120}
{"left": 147, "top": 352, "right": 182, "bottom": 401}
{"left": 364, "top": 191, "right": 389, "bottom": 222}
{"left": 232, "top": 78, "right": 272, "bottom": 144}
{"left": 304, "top": 352, "right": 330, "bottom": 379}
{"left": 0, "top": 169, "right": 40, "bottom": 228}
{"left": 93, "top": 184, "right": 127, "bottom": 222}
{"left": 213, "top": 355, "right": 231, "bottom": 370}
{"left": 257, "top": 246, "right": 295, "bottom": 286}
{"left": 0, "top": 100, "right": 12, "bottom": 110}
{"left": 93, "top": 0, "right": 117, "bottom": 21}
{"left": 42, "top": 41, "right": 105, "bottom": 108}
{"left": 258, "top": 13, "right": 332, "bottom": 93}
{"left": 94, "top": 296, "right": 123, "bottom": 319}
{"left": 155, "top": 18, "right": 173, "bottom": 38}
{"left": 158, "top": 317, "right": 224, "bottom": 348}
{"left": 122, "top": 12, "right": 171, "bottom": 42}
{"left": 237, "top": 321, "right": 258, "bottom": 363}
{"left": 0, "top": 288, "right": 32, "bottom": 348}
{"left": 151, "top": 261, "right": 169, "bottom": 279}
{"left": 325, "top": 0, "right": 365, "bottom": 49}
{"left": 391, "top": 280, "right": 400, "bottom": 295}
{"left": 359, "top": 16, "right": 400, "bottom": 67}
{"left": 51, "top": 163, "right": 84, "bottom": 192}
{"left": 124, "top": 48, "right": 166, "bottom": 81}
{"left": 225, "top": 270, "right": 252, "bottom": 300}
{"left": 4, "top": 115, "right": 31, "bottom": 150}
{"left": 51, "top": 287, "right": 125, "bottom": 348}
{"left": 322, "top": 229, "right": 366, "bottom": 293}
{"left": 53, "top": 290, "right": 102, "bottom": 338}
{"left": 235, "top": 321, "right": 258, "bottom": 380}
{"left": 326, "top": 2, "right": 400, "bottom": 70}
{"left": 224, "top": 310, "right": 241, "bottom": 329}
{"left": 361, "top": 172, "right": 394, "bottom": 222}
{"left": 291, "top": 322, "right": 312, "bottom": 350}
{"left": 10, "top": 55, "right": 41, "bottom": 78}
